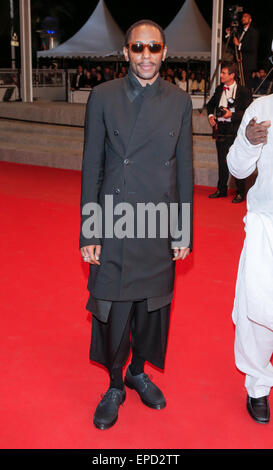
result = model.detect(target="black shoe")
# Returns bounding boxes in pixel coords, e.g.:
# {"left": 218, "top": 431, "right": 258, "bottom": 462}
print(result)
{"left": 208, "top": 189, "right": 227, "bottom": 199}
{"left": 247, "top": 395, "right": 270, "bottom": 424}
{"left": 124, "top": 366, "right": 166, "bottom": 410}
{"left": 93, "top": 387, "right": 126, "bottom": 430}
{"left": 232, "top": 193, "right": 245, "bottom": 203}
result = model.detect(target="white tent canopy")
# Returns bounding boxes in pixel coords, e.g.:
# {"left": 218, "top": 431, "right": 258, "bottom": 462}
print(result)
{"left": 165, "top": 0, "right": 211, "bottom": 60}
{"left": 37, "top": 0, "right": 125, "bottom": 59}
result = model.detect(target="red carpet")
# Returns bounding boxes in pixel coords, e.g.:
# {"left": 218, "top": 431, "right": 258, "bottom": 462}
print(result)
{"left": 0, "top": 161, "right": 271, "bottom": 449}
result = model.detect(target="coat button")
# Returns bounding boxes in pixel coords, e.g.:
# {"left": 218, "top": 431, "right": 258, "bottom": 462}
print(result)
{"left": 114, "top": 187, "right": 120, "bottom": 194}
{"left": 164, "top": 161, "right": 170, "bottom": 166}
{"left": 114, "top": 130, "right": 119, "bottom": 136}
{"left": 169, "top": 131, "right": 175, "bottom": 136}
{"left": 124, "top": 158, "right": 130, "bottom": 165}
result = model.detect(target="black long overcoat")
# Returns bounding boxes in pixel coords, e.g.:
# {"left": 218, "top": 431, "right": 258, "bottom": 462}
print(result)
{"left": 80, "top": 70, "right": 193, "bottom": 320}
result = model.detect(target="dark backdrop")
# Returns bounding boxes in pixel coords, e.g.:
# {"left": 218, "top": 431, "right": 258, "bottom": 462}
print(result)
{"left": 0, "top": 0, "right": 272, "bottom": 69}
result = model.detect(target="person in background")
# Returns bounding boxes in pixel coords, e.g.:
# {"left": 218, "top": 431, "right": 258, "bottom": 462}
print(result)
{"left": 191, "top": 72, "right": 205, "bottom": 94}
{"left": 255, "top": 68, "right": 272, "bottom": 95}
{"left": 232, "top": 12, "right": 259, "bottom": 89}
{"left": 71, "top": 64, "right": 86, "bottom": 91}
{"left": 188, "top": 72, "right": 196, "bottom": 93}
{"left": 103, "top": 66, "right": 113, "bottom": 81}
{"left": 89, "top": 67, "right": 98, "bottom": 86}
{"left": 175, "top": 69, "right": 188, "bottom": 92}
{"left": 207, "top": 61, "right": 252, "bottom": 203}
{"left": 120, "top": 65, "right": 128, "bottom": 76}
{"left": 95, "top": 71, "right": 104, "bottom": 86}
{"left": 84, "top": 70, "right": 94, "bottom": 88}
{"left": 166, "top": 74, "right": 174, "bottom": 83}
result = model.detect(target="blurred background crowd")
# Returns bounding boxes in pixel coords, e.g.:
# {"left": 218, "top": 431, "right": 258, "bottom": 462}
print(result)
{"left": 68, "top": 62, "right": 272, "bottom": 95}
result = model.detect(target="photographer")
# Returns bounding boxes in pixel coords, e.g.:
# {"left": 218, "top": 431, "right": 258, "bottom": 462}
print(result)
{"left": 207, "top": 62, "right": 252, "bottom": 203}
{"left": 228, "top": 11, "right": 259, "bottom": 89}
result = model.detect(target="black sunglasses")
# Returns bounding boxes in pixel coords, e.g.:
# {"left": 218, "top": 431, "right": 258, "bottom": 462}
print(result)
{"left": 127, "top": 42, "right": 164, "bottom": 54}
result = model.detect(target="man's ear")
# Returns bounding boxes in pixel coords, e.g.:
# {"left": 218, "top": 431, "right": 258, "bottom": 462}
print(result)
{"left": 123, "top": 46, "right": 129, "bottom": 62}
{"left": 162, "top": 46, "right": 167, "bottom": 62}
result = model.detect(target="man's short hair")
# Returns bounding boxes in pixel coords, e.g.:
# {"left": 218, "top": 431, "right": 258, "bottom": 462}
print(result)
{"left": 125, "top": 19, "right": 166, "bottom": 46}
{"left": 221, "top": 61, "right": 238, "bottom": 78}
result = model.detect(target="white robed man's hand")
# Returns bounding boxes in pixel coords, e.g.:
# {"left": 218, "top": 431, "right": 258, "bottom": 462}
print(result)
{"left": 245, "top": 117, "right": 271, "bottom": 145}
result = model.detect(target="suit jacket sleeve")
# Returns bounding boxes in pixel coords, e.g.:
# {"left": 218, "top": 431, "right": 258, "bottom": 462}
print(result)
{"left": 206, "top": 86, "right": 220, "bottom": 115}
{"left": 171, "top": 94, "right": 193, "bottom": 251}
{"left": 79, "top": 88, "right": 106, "bottom": 248}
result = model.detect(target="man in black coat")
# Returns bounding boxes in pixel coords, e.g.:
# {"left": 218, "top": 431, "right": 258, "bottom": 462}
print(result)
{"left": 232, "top": 13, "right": 259, "bottom": 89}
{"left": 79, "top": 20, "right": 193, "bottom": 430}
{"left": 207, "top": 61, "right": 252, "bottom": 202}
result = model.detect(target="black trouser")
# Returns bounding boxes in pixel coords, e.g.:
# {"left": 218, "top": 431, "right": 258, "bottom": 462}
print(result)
{"left": 216, "top": 136, "right": 245, "bottom": 196}
{"left": 90, "top": 299, "right": 171, "bottom": 371}
{"left": 242, "top": 64, "right": 254, "bottom": 91}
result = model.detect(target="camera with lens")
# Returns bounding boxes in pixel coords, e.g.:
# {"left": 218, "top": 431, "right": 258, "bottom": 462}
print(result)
{"left": 216, "top": 106, "right": 226, "bottom": 118}
{"left": 228, "top": 5, "right": 243, "bottom": 34}
{"left": 216, "top": 98, "right": 235, "bottom": 119}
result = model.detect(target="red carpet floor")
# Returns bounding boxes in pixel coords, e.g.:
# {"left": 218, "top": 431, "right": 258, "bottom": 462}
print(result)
{"left": 0, "top": 161, "right": 271, "bottom": 449}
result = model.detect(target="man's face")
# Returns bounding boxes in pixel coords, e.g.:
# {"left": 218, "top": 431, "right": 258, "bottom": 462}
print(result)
{"left": 259, "top": 69, "right": 266, "bottom": 78}
{"left": 78, "top": 66, "right": 83, "bottom": 74}
{"left": 123, "top": 24, "right": 167, "bottom": 85}
{"left": 242, "top": 13, "right": 251, "bottom": 26}
{"left": 220, "top": 67, "right": 235, "bottom": 85}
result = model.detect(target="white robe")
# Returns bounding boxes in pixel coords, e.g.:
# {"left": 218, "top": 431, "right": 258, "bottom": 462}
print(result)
{"left": 227, "top": 94, "right": 273, "bottom": 330}
{"left": 227, "top": 94, "right": 273, "bottom": 397}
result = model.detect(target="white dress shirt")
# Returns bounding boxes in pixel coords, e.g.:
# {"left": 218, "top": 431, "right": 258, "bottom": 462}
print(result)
{"left": 219, "top": 80, "right": 237, "bottom": 108}
{"left": 218, "top": 81, "right": 237, "bottom": 122}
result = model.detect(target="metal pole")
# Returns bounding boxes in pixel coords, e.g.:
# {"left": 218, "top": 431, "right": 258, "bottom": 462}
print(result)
{"left": 210, "top": 0, "right": 224, "bottom": 96}
{"left": 19, "top": 0, "right": 33, "bottom": 102}
{"left": 10, "top": 0, "right": 16, "bottom": 69}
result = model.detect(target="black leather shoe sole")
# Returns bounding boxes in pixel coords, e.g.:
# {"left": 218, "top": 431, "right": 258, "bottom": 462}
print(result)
{"left": 94, "top": 415, "right": 118, "bottom": 430}
{"left": 125, "top": 378, "right": 166, "bottom": 410}
{"left": 247, "top": 395, "right": 270, "bottom": 424}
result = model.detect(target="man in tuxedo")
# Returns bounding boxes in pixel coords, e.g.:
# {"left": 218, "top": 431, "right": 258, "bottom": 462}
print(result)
{"left": 233, "top": 13, "right": 259, "bottom": 89}
{"left": 71, "top": 64, "right": 86, "bottom": 91}
{"left": 207, "top": 62, "right": 252, "bottom": 203}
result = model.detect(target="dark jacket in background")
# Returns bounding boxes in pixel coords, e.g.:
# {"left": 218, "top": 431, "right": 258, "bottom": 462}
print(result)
{"left": 238, "top": 25, "right": 259, "bottom": 88}
{"left": 206, "top": 82, "right": 253, "bottom": 136}
{"left": 71, "top": 72, "right": 86, "bottom": 89}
